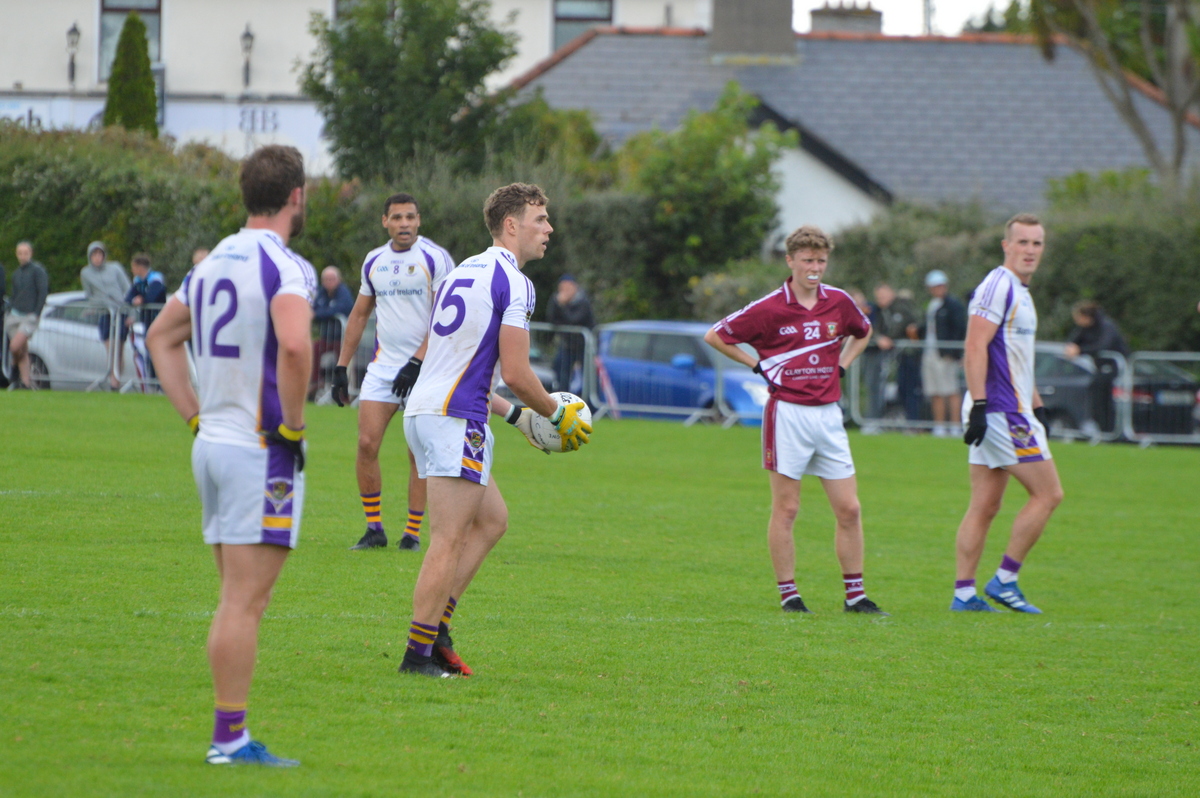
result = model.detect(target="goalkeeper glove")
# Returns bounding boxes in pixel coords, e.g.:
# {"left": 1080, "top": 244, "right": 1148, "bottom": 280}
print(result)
{"left": 963, "top": 399, "right": 989, "bottom": 447}
{"left": 1033, "top": 406, "right": 1049, "bottom": 430}
{"left": 331, "top": 366, "right": 350, "bottom": 407}
{"left": 187, "top": 414, "right": 200, "bottom": 436}
{"left": 262, "top": 423, "right": 306, "bottom": 472}
{"left": 548, "top": 399, "right": 592, "bottom": 452}
{"left": 391, "top": 357, "right": 422, "bottom": 399}
{"left": 504, "top": 404, "right": 549, "bottom": 454}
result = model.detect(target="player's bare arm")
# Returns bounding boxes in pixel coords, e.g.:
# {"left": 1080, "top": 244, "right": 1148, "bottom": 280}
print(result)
{"left": 146, "top": 297, "right": 199, "bottom": 425}
{"left": 838, "top": 327, "right": 872, "bottom": 371}
{"left": 499, "top": 324, "right": 557, "bottom": 417}
{"left": 703, "top": 329, "right": 757, "bottom": 369}
{"left": 336, "top": 293, "right": 376, "bottom": 368}
{"left": 271, "top": 293, "right": 314, "bottom": 430}
{"left": 963, "top": 314, "right": 1000, "bottom": 400}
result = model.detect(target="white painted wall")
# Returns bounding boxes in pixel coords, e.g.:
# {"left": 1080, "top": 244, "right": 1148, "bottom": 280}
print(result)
{"left": 772, "top": 147, "right": 886, "bottom": 238}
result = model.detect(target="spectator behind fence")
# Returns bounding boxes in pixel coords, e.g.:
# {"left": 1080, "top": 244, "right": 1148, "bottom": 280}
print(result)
{"left": 310, "top": 266, "right": 355, "bottom": 399}
{"left": 124, "top": 253, "right": 167, "bottom": 383}
{"left": 920, "top": 270, "right": 967, "bottom": 437}
{"left": 5, "top": 241, "right": 49, "bottom": 390}
{"left": 870, "top": 283, "right": 922, "bottom": 425}
{"left": 546, "top": 274, "right": 595, "bottom": 393}
{"left": 81, "top": 241, "right": 131, "bottom": 390}
{"left": 1064, "top": 300, "right": 1130, "bottom": 436}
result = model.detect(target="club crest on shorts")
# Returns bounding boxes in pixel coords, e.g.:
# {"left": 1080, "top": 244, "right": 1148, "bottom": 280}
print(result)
{"left": 826, "top": 321, "right": 838, "bottom": 338}
{"left": 465, "top": 430, "right": 485, "bottom": 453}
{"left": 1008, "top": 422, "right": 1034, "bottom": 447}
{"left": 264, "top": 479, "right": 294, "bottom": 513}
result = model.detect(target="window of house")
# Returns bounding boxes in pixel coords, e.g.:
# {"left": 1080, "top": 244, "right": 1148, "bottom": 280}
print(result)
{"left": 554, "top": 1, "right": 613, "bottom": 52}
{"left": 100, "top": 0, "right": 162, "bottom": 81}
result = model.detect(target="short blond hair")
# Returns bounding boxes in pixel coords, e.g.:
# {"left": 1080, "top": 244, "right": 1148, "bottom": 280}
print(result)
{"left": 1005, "top": 213, "right": 1042, "bottom": 237}
{"left": 483, "top": 183, "right": 548, "bottom": 237}
{"left": 785, "top": 225, "right": 833, "bottom": 256}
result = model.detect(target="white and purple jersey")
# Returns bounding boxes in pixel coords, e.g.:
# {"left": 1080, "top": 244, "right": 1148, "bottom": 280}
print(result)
{"left": 175, "top": 228, "right": 317, "bottom": 448}
{"left": 967, "top": 265, "right": 1038, "bottom": 413}
{"left": 359, "top": 236, "right": 454, "bottom": 380}
{"left": 404, "top": 246, "right": 535, "bottom": 422}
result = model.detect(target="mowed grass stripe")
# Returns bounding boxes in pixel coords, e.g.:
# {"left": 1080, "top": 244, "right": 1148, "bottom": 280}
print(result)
{"left": 1, "top": 392, "right": 1196, "bottom": 797}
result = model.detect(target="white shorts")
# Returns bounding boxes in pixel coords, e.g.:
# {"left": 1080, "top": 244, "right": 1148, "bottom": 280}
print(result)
{"left": 762, "top": 398, "right": 855, "bottom": 480}
{"left": 921, "top": 351, "right": 961, "bottom": 396}
{"left": 192, "top": 438, "right": 305, "bottom": 547}
{"left": 403, "top": 414, "right": 494, "bottom": 486}
{"left": 963, "top": 408, "right": 1053, "bottom": 469}
{"left": 358, "top": 369, "right": 405, "bottom": 406}
{"left": 4, "top": 312, "right": 38, "bottom": 339}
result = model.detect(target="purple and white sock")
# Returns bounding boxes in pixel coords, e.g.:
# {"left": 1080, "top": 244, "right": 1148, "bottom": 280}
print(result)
{"left": 996, "top": 555, "right": 1022, "bottom": 584}
{"left": 954, "top": 579, "right": 976, "bottom": 602}
{"left": 212, "top": 705, "right": 250, "bottom": 754}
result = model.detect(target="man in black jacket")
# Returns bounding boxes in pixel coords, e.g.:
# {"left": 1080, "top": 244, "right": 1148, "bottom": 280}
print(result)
{"left": 1064, "top": 300, "right": 1129, "bottom": 435}
{"left": 5, "top": 241, "right": 49, "bottom": 390}
{"left": 920, "top": 270, "right": 968, "bottom": 436}
{"left": 546, "top": 275, "right": 595, "bottom": 392}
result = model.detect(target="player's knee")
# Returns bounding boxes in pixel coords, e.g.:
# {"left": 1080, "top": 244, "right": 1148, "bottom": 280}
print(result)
{"left": 356, "top": 434, "right": 381, "bottom": 460}
{"left": 772, "top": 499, "right": 800, "bottom": 524}
{"left": 835, "top": 500, "right": 862, "bottom": 526}
{"left": 1041, "top": 484, "right": 1064, "bottom": 509}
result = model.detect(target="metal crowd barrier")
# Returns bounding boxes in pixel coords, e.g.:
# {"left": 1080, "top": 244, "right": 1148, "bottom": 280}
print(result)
{"left": 1122, "top": 351, "right": 1200, "bottom": 445}
{"left": 1, "top": 297, "right": 11, "bottom": 386}
{"left": 309, "top": 312, "right": 350, "bottom": 404}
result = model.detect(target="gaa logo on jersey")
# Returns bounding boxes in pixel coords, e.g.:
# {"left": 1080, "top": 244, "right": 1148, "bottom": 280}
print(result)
{"left": 826, "top": 322, "right": 838, "bottom": 338}
{"left": 264, "top": 479, "right": 294, "bottom": 513}
{"left": 465, "top": 430, "right": 485, "bottom": 453}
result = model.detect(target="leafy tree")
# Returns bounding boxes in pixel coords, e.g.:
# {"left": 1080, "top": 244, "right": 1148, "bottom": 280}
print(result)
{"left": 301, "top": 0, "right": 518, "bottom": 180}
{"left": 617, "top": 83, "right": 797, "bottom": 316}
{"left": 964, "top": 1, "right": 1033, "bottom": 33}
{"left": 1030, "top": 0, "right": 1200, "bottom": 196}
{"left": 102, "top": 13, "right": 158, "bottom": 136}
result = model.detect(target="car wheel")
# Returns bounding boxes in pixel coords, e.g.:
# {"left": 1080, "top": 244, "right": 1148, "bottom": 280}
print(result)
{"left": 29, "top": 354, "right": 50, "bottom": 391}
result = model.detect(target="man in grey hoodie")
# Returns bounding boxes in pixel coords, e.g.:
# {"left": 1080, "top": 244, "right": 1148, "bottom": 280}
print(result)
{"left": 81, "top": 241, "right": 131, "bottom": 389}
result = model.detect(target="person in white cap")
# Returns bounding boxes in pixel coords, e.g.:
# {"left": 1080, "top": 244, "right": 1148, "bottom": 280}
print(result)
{"left": 919, "top": 269, "right": 967, "bottom": 436}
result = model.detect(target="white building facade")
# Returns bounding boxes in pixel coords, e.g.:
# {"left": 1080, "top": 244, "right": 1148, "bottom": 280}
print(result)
{"left": 0, "top": 0, "right": 714, "bottom": 172}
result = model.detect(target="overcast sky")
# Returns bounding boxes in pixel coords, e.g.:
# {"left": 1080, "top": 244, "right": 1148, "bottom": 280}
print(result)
{"left": 792, "top": 0, "right": 1003, "bottom": 36}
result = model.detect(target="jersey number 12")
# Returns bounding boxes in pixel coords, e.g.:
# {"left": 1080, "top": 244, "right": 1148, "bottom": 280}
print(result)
{"left": 193, "top": 278, "right": 241, "bottom": 358}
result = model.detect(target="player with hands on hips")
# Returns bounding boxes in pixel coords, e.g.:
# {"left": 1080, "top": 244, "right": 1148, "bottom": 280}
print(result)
{"left": 398, "top": 183, "right": 590, "bottom": 678}
{"left": 330, "top": 193, "right": 455, "bottom": 552}
{"left": 704, "top": 225, "right": 887, "bottom": 617}
{"left": 952, "top": 214, "right": 1064, "bottom": 614}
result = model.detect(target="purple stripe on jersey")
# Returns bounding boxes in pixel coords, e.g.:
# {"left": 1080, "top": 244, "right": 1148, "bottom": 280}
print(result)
{"left": 422, "top": 249, "right": 436, "bottom": 277}
{"left": 261, "top": 443, "right": 297, "bottom": 547}
{"left": 258, "top": 246, "right": 284, "bottom": 431}
{"left": 362, "top": 252, "right": 383, "bottom": 295}
{"left": 179, "top": 270, "right": 194, "bottom": 306}
{"left": 445, "top": 262, "right": 507, "bottom": 421}
{"left": 984, "top": 284, "right": 1018, "bottom": 412}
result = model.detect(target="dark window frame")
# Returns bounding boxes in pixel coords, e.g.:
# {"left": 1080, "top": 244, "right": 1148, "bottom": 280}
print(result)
{"left": 99, "top": 0, "right": 163, "bottom": 82}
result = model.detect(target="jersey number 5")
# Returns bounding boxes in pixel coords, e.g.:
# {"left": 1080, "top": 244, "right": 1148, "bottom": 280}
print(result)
{"left": 192, "top": 278, "right": 241, "bottom": 358}
{"left": 432, "top": 278, "right": 475, "bottom": 337}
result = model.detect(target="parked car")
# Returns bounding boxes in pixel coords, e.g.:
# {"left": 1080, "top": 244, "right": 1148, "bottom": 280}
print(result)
{"left": 25, "top": 292, "right": 138, "bottom": 390}
{"left": 596, "top": 320, "right": 768, "bottom": 425}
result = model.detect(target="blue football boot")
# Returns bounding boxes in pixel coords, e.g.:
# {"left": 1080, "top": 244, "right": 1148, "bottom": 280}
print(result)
{"left": 985, "top": 577, "right": 1042, "bottom": 613}
{"left": 950, "top": 594, "right": 1000, "bottom": 612}
{"left": 206, "top": 740, "right": 300, "bottom": 767}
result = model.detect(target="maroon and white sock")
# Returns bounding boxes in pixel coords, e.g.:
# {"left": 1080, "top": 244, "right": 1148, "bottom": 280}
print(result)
{"left": 843, "top": 573, "right": 866, "bottom": 606}
{"left": 777, "top": 580, "right": 799, "bottom": 606}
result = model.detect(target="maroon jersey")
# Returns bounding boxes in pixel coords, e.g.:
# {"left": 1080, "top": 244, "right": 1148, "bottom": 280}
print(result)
{"left": 714, "top": 279, "right": 870, "bottom": 406}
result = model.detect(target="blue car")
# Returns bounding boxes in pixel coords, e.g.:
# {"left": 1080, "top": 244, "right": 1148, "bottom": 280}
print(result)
{"left": 596, "top": 320, "right": 768, "bottom": 425}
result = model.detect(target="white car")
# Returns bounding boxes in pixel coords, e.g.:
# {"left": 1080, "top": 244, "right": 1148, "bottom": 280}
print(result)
{"left": 25, "top": 291, "right": 143, "bottom": 390}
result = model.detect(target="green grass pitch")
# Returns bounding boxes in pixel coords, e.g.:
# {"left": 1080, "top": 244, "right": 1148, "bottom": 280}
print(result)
{"left": 1, "top": 392, "right": 1197, "bottom": 796}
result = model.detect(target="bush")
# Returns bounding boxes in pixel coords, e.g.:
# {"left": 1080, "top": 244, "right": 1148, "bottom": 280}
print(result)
{"left": 686, "top": 260, "right": 788, "bottom": 322}
{"left": 0, "top": 124, "right": 240, "bottom": 292}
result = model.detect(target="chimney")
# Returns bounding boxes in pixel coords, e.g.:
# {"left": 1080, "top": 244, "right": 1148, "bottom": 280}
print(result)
{"left": 810, "top": 2, "right": 883, "bottom": 34}
{"left": 710, "top": 0, "right": 795, "bottom": 56}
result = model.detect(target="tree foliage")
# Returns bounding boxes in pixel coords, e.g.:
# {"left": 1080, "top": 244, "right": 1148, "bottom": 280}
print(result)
{"left": 102, "top": 13, "right": 158, "bottom": 137}
{"left": 616, "top": 84, "right": 797, "bottom": 316}
{"left": 301, "top": 0, "right": 518, "bottom": 180}
{"left": 1030, "top": 0, "right": 1200, "bottom": 195}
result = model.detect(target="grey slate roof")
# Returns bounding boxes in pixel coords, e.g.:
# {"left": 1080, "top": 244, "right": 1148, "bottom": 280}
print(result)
{"left": 517, "top": 31, "right": 1200, "bottom": 210}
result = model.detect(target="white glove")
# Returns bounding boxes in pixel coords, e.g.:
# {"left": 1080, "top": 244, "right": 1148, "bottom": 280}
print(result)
{"left": 504, "top": 404, "right": 549, "bottom": 454}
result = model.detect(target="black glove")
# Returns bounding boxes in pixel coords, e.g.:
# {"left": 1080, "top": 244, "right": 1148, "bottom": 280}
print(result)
{"left": 1033, "top": 406, "right": 1049, "bottom": 429}
{"left": 262, "top": 424, "right": 305, "bottom": 472}
{"left": 753, "top": 362, "right": 764, "bottom": 376}
{"left": 838, "top": 365, "right": 846, "bottom": 379}
{"left": 331, "top": 366, "right": 350, "bottom": 407}
{"left": 392, "top": 357, "right": 422, "bottom": 399}
{"left": 963, "top": 399, "right": 989, "bottom": 447}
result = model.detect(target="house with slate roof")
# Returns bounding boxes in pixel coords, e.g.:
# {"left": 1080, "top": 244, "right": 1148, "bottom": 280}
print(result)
{"left": 513, "top": 0, "right": 1200, "bottom": 237}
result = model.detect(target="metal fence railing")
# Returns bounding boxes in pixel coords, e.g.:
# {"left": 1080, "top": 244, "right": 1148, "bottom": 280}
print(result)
{"left": 1121, "top": 351, "right": 1200, "bottom": 445}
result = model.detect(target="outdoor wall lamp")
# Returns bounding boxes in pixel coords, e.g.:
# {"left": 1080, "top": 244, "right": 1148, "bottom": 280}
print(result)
{"left": 241, "top": 24, "right": 254, "bottom": 89}
{"left": 67, "top": 23, "right": 80, "bottom": 88}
